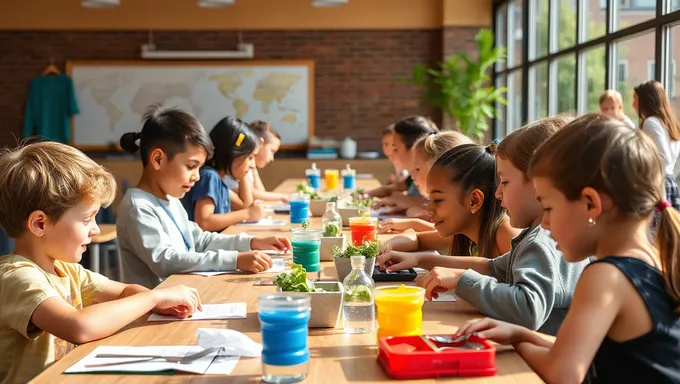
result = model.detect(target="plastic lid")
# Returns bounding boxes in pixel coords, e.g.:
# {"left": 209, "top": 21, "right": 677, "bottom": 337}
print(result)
{"left": 258, "top": 292, "right": 311, "bottom": 312}
{"left": 375, "top": 284, "right": 425, "bottom": 298}
{"left": 312, "top": 163, "right": 317, "bottom": 170}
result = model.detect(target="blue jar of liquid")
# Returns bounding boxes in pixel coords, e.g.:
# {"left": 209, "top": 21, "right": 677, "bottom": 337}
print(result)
{"left": 289, "top": 193, "right": 310, "bottom": 224}
{"left": 305, "top": 163, "right": 320, "bottom": 189}
{"left": 259, "top": 293, "right": 311, "bottom": 383}
{"left": 342, "top": 165, "right": 356, "bottom": 191}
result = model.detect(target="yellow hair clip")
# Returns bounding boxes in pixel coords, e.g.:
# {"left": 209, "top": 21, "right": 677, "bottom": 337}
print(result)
{"left": 235, "top": 133, "right": 245, "bottom": 147}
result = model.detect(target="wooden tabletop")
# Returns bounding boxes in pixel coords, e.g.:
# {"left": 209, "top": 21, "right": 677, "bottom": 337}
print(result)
{"left": 32, "top": 178, "right": 544, "bottom": 383}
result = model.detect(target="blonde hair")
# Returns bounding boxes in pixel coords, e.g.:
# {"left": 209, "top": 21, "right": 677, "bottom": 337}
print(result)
{"left": 0, "top": 141, "right": 116, "bottom": 238}
{"left": 599, "top": 89, "right": 624, "bottom": 106}
{"left": 413, "top": 131, "right": 473, "bottom": 165}
{"left": 497, "top": 114, "right": 574, "bottom": 179}
{"left": 529, "top": 114, "right": 680, "bottom": 311}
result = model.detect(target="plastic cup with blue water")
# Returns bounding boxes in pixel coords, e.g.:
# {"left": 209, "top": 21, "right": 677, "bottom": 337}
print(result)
{"left": 289, "top": 193, "right": 310, "bottom": 225}
{"left": 341, "top": 164, "right": 356, "bottom": 191}
{"left": 305, "top": 163, "right": 320, "bottom": 190}
{"left": 259, "top": 293, "right": 311, "bottom": 384}
{"left": 291, "top": 227, "right": 322, "bottom": 280}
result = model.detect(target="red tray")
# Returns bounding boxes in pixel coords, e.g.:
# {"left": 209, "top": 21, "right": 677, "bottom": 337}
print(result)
{"left": 377, "top": 334, "right": 497, "bottom": 380}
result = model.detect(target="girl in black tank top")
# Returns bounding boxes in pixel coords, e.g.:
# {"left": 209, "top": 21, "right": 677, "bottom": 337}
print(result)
{"left": 452, "top": 115, "right": 680, "bottom": 383}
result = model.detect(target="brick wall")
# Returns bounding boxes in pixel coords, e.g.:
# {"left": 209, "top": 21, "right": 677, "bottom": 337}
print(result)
{"left": 0, "top": 29, "right": 459, "bottom": 151}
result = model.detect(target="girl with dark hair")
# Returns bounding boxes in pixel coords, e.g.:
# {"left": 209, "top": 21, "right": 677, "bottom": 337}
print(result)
{"left": 633, "top": 81, "right": 680, "bottom": 220}
{"left": 116, "top": 107, "right": 289, "bottom": 289}
{"left": 181, "top": 116, "right": 265, "bottom": 232}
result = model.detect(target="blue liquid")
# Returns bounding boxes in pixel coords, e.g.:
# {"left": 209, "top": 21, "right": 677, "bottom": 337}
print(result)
{"left": 343, "top": 175, "right": 356, "bottom": 190}
{"left": 306, "top": 174, "right": 320, "bottom": 189}
{"left": 259, "top": 309, "right": 311, "bottom": 366}
{"left": 292, "top": 240, "right": 320, "bottom": 272}
{"left": 289, "top": 200, "right": 309, "bottom": 224}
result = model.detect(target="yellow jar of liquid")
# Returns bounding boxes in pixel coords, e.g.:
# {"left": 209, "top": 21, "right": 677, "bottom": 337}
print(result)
{"left": 374, "top": 285, "right": 426, "bottom": 342}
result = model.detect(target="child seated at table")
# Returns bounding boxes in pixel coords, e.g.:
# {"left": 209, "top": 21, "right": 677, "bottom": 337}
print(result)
{"left": 457, "top": 114, "right": 680, "bottom": 383}
{"left": 379, "top": 130, "right": 473, "bottom": 234}
{"left": 223, "top": 120, "right": 288, "bottom": 204}
{"left": 379, "top": 143, "right": 518, "bottom": 262}
{"left": 380, "top": 116, "right": 589, "bottom": 335}
{"left": 367, "top": 125, "right": 407, "bottom": 198}
{"left": 599, "top": 89, "right": 636, "bottom": 129}
{"left": 117, "top": 105, "right": 290, "bottom": 289}
{"left": 0, "top": 141, "right": 202, "bottom": 383}
{"left": 181, "top": 116, "right": 265, "bottom": 231}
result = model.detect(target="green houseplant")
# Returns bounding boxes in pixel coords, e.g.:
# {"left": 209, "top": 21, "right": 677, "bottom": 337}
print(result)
{"left": 403, "top": 29, "right": 507, "bottom": 141}
{"left": 331, "top": 240, "right": 381, "bottom": 282}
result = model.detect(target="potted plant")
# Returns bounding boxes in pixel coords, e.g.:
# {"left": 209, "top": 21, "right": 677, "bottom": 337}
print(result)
{"left": 320, "top": 221, "right": 345, "bottom": 261}
{"left": 297, "top": 183, "right": 327, "bottom": 217}
{"left": 402, "top": 29, "right": 507, "bottom": 142}
{"left": 337, "top": 196, "right": 375, "bottom": 226}
{"left": 274, "top": 264, "right": 343, "bottom": 328}
{"left": 331, "top": 240, "right": 380, "bottom": 282}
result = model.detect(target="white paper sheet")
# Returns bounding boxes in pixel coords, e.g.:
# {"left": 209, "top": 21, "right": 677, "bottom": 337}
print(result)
{"left": 431, "top": 293, "right": 457, "bottom": 302}
{"left": 236, "top": 219, "right": 287, "bottom": 226}
{"left": 64, "top": 345, "right": 219, "bottom": 374}
{"left": 147, "top": 303, "right": 247, "bottom": 322}
{"left": 191, "top": 258, "right": 288, "bottom": 276}
{"left": 205, "top": 355, "right": 240, "bottom": 375}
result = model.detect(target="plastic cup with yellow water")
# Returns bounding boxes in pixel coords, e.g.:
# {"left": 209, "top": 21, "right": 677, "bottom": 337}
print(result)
{"left": 374, "top": 285, "right": 426, "bottom": 342}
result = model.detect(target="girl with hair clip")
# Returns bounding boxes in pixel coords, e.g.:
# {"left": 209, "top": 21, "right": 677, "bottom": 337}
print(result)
{"left": 223, "top": 120, "right": 289, "bottom": 203}
{"left": 373, "top": 116, "right": 438, "bottom": 213}
{"left": 181, "top": 116, "right": 265, "bottom": 232}
{"left": 457, "top": 114, "right": 680, "bottom": 384}
{"left": 633, "top": 81, "right": 680, "bottom": 219}
{"left": 378, "top": 143, "right": 519, "bottom": 269}
{"left": 116, "top": 106, "right": 289, "bottom": 289}
{"left": 379, "top": 130, "right": 473, "bottom": 234}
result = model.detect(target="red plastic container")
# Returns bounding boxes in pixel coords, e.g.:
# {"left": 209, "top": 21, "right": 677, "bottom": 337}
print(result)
{"left": 377, "top": 334, "right": 497, "bottom": 379}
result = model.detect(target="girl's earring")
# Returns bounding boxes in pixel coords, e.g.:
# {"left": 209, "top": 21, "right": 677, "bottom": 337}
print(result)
{"left": 588, "top": 217, "right": 596, "bottom": 227}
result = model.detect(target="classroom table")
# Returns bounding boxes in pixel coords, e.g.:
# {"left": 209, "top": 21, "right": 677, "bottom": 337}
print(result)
{"left": 32, "top": 178, "right": 546, "bottom": 383}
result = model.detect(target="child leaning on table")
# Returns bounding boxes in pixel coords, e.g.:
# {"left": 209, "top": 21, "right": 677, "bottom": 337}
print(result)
{"left": 457, "top": 114, "right": 680, "bottom": 383}
{"left": 385, "top": 116, "right": 590, "bottom": 336}
{"left": 116, "top": 105, "right": 291, "bottom": 289}
{"left": 0, "top": 141, "right": 202, "bottom": 384}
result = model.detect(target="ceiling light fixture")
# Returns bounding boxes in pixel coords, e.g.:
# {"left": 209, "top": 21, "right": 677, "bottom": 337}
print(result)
{"left": 197, "top": 0, "right": 235, "bottom": 7}
{"left": 81, "top": 0, "right": 120, "bottom": 8}
{"left": 311, "top": 0, "right": 348, "bottom": 6}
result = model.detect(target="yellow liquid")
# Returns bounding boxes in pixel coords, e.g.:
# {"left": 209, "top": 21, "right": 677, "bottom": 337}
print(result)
{"left": 375, "top": 285, "right": 425, "bottom": 341}
{"left": 325, "top": 170, "right": 339, "bottom": 190}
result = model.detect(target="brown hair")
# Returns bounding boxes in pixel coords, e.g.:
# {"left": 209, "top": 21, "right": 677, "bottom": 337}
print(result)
{"left": 250, "top": 120, "right": 281, "bottom": 143}
{"left": 599, "top": 89, "right": 624, "bottom": 106}
{"left": 382, "top": 124, "right": 395, "bottom": 136}
{"left": 433, "top": 143, "right": 505, "bottom": 259}
{"left": 497, "top": 114, "right": 574, "bottom": 178}
{"left": 0, "top": 141, "right": 116, "bottom": 238}
{"left": 413, "top": 131, "right": 473, "bottom": 165}
{"left": 393, "top": 116, "right": 440, "bottom": 149}
{"left": 634, "top": 80, "right": 680, "bottom": 140}
{"left": 529, "top": 114, "right": 680, "bottom": 311}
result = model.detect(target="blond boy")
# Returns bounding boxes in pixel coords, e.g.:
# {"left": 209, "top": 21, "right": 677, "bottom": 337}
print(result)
{"left": 0, "top": 142, "right": 201, "bottom": 383}
{"left": 599, "top": 89, "right": 636, "bottom": 129}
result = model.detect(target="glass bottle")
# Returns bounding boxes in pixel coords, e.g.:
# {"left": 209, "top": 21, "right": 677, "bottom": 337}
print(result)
{"left": 342, "top": 255, "right": 376, "bottom": 334}
{"left": 321, "top": 202, "right": 342, "bottom": 237}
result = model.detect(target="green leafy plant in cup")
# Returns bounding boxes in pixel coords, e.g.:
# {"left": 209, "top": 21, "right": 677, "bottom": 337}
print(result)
{"left": 331, "top": 240, "right": 382, "bottom": 259}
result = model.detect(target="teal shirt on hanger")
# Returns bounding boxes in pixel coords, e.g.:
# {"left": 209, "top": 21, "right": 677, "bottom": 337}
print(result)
{"left": 22, "top": 74, "right": 79, "bottom": 144}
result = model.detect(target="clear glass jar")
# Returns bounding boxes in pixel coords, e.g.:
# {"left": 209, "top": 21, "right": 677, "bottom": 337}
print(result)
{"left": 321, "top": 202, "right": 342, "bottom": 237}
{"left": 342, "top": 255, "right": 376, "bottom": 334}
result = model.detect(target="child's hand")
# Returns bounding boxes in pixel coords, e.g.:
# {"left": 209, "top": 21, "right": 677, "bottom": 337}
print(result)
{"left": 406, "top": 206, "right": 429, "bottom": 220}
{"left": 278, "top": 194, "right": 290, "bottom": 203}
{"left": 152, "top": 285, "right": 202, "bottom": 319}
{"left": 373, "top": 197, "right": 397, "bottom": 209}
{"left": 376, "top": 250, "right": 419, "bottom": 271}
{"left": 248, "top": 202, "right": 265, "bottom": 221}
{"left": 453, "top": 317, "right": 527, "bottom": 346}
{"left": 378, "top": 218, "right": 411, "bottom": 234}
{"left": 237, "top": 250, "right": 273, "bottom": 272}
{"left": 251, "top": 236, "right": 292, "bottom": 253}
{"left": 416, "top": 267, "right": 464, "bottom": 301}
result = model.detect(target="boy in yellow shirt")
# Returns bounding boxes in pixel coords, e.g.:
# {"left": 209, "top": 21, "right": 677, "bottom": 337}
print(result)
{"left": 0, "top": 142, "right": 202, "bottom": 383}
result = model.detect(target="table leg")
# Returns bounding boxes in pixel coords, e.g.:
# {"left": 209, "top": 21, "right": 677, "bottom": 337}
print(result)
{"left": 89, "top": 243, "right": 100, "bottom": 274}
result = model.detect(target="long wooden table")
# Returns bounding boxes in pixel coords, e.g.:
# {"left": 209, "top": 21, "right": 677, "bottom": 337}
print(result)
{"left": 33, "top": 178, "right": 544, "bottom": 383}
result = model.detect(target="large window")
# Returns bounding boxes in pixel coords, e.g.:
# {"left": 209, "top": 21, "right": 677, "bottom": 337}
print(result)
{"left": 494, "top": 0, "right": 680, "bottom": 138}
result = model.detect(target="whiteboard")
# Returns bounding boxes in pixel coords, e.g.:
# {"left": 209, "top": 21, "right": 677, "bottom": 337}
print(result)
{"left": 67, "top": 60, "right": 314, "bottom": 150}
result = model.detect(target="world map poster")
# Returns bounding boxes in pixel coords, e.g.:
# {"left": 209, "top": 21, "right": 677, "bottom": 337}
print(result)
{"left": 67, "top": 61, "right": 313, "bottom": 149}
